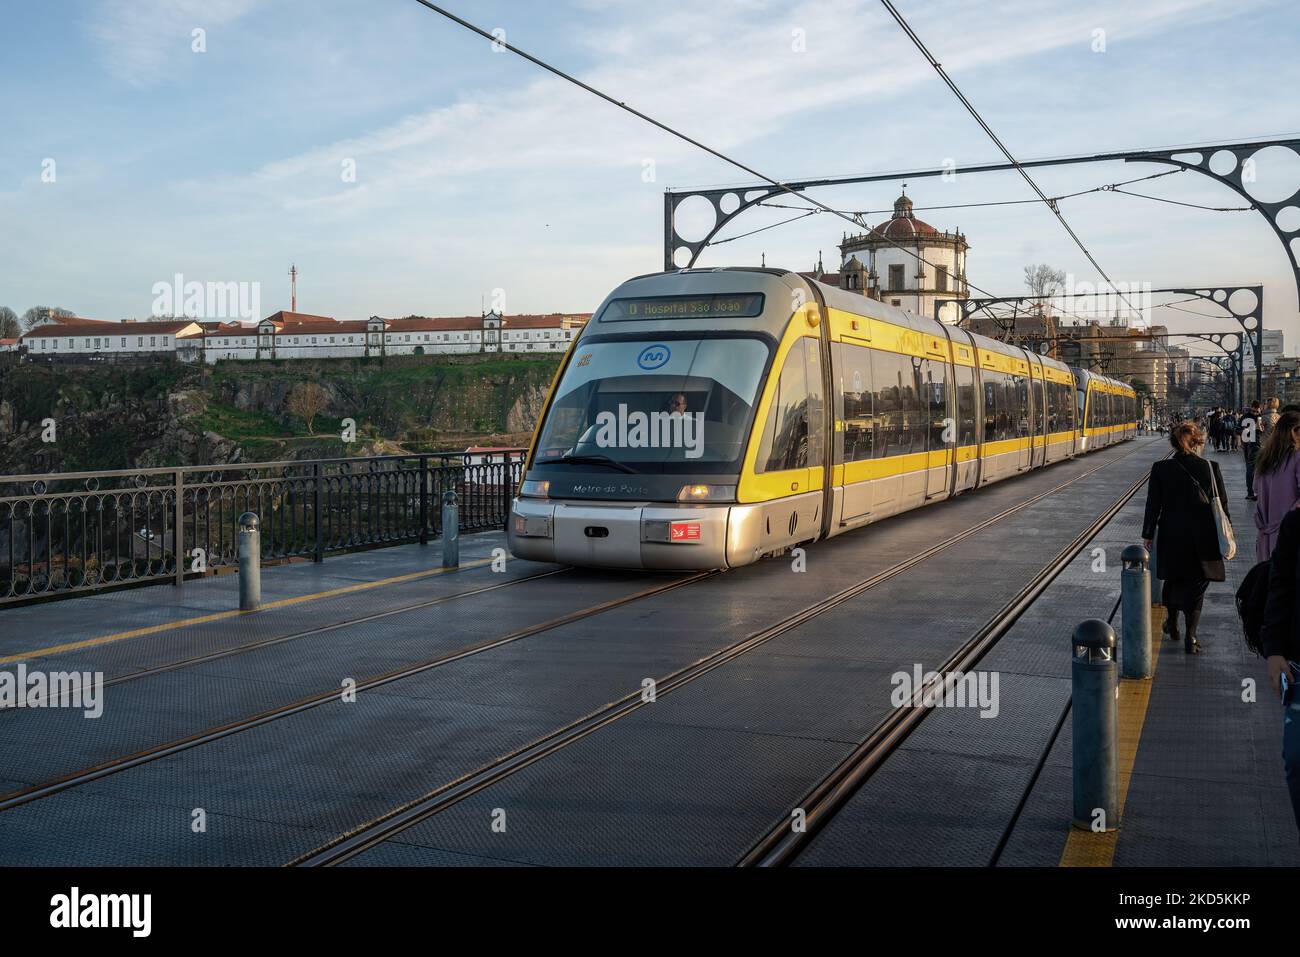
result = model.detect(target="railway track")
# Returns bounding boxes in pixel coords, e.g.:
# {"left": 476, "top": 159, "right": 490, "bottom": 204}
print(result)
{"left": 2, "top": 564, "right": 573, "bottom": 711}
{"left": 0, "top": 570, "right": 710, "bottom": 811}
{"left": 738, "top": 453, "right": 1163, "bottom": 866}
{"left": 290, "top": 442, "right": 1156, "bottom": 866}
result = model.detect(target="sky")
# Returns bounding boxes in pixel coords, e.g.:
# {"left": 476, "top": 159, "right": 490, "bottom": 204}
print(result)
{"left": 1, "top": 0, "right": 1298, "bottom": 360}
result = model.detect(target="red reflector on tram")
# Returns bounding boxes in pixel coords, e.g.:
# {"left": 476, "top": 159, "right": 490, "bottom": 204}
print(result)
{"left": 669, "top": 522, "right": 701, "bottom": 541}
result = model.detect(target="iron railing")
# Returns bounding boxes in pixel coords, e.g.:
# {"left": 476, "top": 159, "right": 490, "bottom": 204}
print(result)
{"left": 0, "top": 451, "right": 527, "bottom": 605}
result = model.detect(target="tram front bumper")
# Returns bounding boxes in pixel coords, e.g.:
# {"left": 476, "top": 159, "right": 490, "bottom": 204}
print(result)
{"left": 507, "top": 497, "right": 737, "bottom": 570}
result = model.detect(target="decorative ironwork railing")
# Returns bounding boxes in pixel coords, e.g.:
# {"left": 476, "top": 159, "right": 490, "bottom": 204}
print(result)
{"left": 0, "top": 451, "right": 527, "bottom": 605}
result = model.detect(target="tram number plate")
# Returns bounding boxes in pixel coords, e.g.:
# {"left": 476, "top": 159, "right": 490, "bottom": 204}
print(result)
{"left": 669, "top": 521, "right": 701, "bottom": 541}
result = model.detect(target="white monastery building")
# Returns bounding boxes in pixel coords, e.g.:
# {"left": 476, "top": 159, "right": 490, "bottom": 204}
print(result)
{"left": 19, "top": 310, "right": 589, "bottom": 364}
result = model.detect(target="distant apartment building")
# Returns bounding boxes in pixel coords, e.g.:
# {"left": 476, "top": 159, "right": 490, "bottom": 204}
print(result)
{"left": 19, "top": 310, "right": 589, "bottom": 364}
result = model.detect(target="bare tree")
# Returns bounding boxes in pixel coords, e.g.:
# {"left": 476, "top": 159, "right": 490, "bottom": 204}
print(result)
{"left": 286, "top": 382, "right": 329, "bottom": 435}
{"left": 1023, "top": 264, "right": 1065, "bottom": 312}
{"left": 20, "top": 306, "right": 75, "bottom": 330}
{"left": 0, "top": 307, "right": 19, "bottom": 339}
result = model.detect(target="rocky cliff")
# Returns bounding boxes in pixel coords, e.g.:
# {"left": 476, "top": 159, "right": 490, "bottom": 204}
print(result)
{"left": 0, "top": 354, "right": 559, "bottom": 474}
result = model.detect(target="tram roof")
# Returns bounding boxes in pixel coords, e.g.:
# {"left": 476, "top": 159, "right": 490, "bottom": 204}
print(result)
{"left": 601, "top": 268, "right": 1133, "bottom": 393}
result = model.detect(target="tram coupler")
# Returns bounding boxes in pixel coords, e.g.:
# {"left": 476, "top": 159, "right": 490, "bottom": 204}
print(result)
{"left": 1071, "top": 619, "right": 1119, "bottom": 831}
{"left": 237, "top": 511, "right": 261, "bottom": 611}
{"left": 441, "top": 490, "right": 459, "bottom": 568}
{"left": 1120, "top": 545, "right": 1152, "bottom": 680}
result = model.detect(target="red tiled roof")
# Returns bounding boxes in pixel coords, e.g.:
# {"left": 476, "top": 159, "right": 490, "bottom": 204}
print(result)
{"left": 280, "top": 320, "right": 369, "bottom": 334}
{"left": 387, "top": 316, "right": 484, "bottom": 332}
{"left": 261, "top": 311, "right": 333, "bottom": 326}
{"left": 23, "top": 319, "right": 200, "bottom": 338}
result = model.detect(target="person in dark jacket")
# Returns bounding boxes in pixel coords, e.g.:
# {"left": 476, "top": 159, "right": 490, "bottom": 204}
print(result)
{"left": 1243, "top": 401, "right": 1263, "bottom": 501}
{"left": 1257, "top": 508, "right": 1300, "bottom": 837}
{"left": 1141, "top": 421, "right": 1231, "bottom": 654}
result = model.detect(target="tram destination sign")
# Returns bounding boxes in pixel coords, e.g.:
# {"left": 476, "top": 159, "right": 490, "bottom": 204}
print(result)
{"left": 603, "top": 293, "right": 765, "bottom": 321}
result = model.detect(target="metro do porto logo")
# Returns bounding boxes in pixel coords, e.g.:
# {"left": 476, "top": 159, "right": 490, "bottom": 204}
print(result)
{"left": 636, "top": 344, "right": 671, "bottom": 370}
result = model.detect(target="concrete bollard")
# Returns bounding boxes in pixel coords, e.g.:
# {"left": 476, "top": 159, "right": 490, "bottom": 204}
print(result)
{"left": 441, "top": 490, "right": 459, "bottom": 568}
{"left": 1072, "top": 619, "right": 1119, "bottom": 831}
{"left": 238, "top": 511, "right": 261, "bottom": 611}
{"left": 1120, "top": 545, "right": 1153, "bottom": 679}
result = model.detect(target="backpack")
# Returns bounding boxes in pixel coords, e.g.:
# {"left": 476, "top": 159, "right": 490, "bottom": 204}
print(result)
{"left": 1235, "top": 560, "right": 1272, "bottom": 658}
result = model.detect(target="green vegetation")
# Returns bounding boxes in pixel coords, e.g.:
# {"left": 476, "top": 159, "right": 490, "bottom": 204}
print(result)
{"left": 1, "top": 353, "right": 560, "bottom": 473}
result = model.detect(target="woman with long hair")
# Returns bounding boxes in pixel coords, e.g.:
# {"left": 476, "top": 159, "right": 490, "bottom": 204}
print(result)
{"left": 1142, "top": 422, "right": 1232, "bottom": 654}
{"left": 1253, "top": 410, "right": 1300, "bottom": 561}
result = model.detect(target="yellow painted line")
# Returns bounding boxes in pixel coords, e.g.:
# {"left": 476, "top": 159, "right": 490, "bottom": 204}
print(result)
{"left": 0, "top": 556, "right": 495, "bottom": 665}
{"left": 1059, "top": 604, "right": 1164, "bottom": 867}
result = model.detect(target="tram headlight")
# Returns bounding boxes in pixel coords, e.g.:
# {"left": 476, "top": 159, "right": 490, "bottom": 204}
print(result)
{"left": 519, "top": 479, "right": 550, "bottom": 499}
{"left": 676, "top": 483, "right": 736, "bottom": 502}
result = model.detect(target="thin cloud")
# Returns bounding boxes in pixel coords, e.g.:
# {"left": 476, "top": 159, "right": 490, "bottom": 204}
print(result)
{"left": 84, "top": 0, "right": 259, "bottom": 86}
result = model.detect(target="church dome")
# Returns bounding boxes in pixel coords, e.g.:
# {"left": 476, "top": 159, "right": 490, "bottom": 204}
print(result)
{"left": 870, "top": 190, "right": 943, "bottom": 241}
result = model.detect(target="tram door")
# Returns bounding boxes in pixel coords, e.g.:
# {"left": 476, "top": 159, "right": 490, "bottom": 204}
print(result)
{"left": 1015, "top": 360, "right": 1032, "bottom": 473}
{"left": 1029, "top": 358, "right": 1048, "bottom": 468}
{"left": 922, "top": 355, "right": 950, "bottom": 500}
{"left": 752, "top": 338, "right": 824, "bottom": 549}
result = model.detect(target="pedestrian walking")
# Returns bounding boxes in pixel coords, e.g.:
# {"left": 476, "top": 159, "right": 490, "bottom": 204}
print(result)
{"left": 1243, "top": 400, "right": 1263, "bottom": 501}
{"left": 1253, "top": 411, "right": 1300, "bottom": 562}
{"left": 1263, "top": 397, "right": 1282, "bottom": 436}
{"left": 1256, "top": 510, "right": 1300, "bottom": 839}
{"left": 1142, "top": 421, "right": 1232, "bottom": 655}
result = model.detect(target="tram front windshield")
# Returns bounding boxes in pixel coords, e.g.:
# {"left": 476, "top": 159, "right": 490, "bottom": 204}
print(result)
{"left": 534, "top": 338, "right": 770, "bottom": 473}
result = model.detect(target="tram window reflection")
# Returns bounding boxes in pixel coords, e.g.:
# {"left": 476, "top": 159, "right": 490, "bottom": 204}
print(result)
{"left": 840, "top": 343, "right": 874, "bottom": 463}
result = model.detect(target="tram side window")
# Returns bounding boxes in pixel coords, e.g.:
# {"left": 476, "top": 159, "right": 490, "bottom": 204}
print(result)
{"left": 841, "top": 343, "right": 874, "bottom": 463}
{"left": 1001, "top": 374, "right": 1017, "bottom": 441}
{"left": 922, "top": 359, "right": 948, "bottom": 449}
{"left": 1078, "top": 388, "right": 1088, "bottom": 431}
{"left": 982, "top": 370, "right": 1010, "bottom": 443}
{"left": 756, "top": 340, "right": 811, "bottom": 473}
{"left": 1046, "top": 380, "right": 1062, "bottom": 433}
{"left": 1035, "top": 379, "right": 1046, "bottom": 436}
{"left": 1013, "top": 375, "right": 1031, "bottom": 437}
{"left": 871, "top": 350, "right": 920, "bottom": 457}
{"left": 804, "top": 340, "right": 825, "bottom": 469}
{"left": 954, "top": 364, "right": 977, "bottom": 446}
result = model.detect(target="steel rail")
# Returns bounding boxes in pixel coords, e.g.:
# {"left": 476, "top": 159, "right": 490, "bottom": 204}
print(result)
{"left": 292, "top": 440, "right": 1152, "bottom": 866}
{"left": 2, "top": 565, "right": 572, "bottom": 712}
{"left": 0, "top": 571, "right": 711, "bottom": 812}
{"left": 739, "top": 454, "right": 1163, "bottom": 866}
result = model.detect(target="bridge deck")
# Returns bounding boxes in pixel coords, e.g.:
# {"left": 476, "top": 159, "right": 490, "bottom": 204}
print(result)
{"left": 0, "top": 436, "right": 1290, "bottom": 866}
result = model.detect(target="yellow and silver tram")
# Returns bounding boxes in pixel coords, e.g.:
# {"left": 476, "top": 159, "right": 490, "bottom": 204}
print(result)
{"left": 508, "top": 267, "right": 1137, "bottom": 570}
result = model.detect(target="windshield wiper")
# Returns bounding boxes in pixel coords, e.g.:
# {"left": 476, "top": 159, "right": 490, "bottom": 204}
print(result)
{"left": 534, "top": 453, "right": 637, "bottom": 474}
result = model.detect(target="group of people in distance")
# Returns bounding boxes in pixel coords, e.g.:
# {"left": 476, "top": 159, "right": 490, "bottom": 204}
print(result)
{"left": 1141, "top": 395, "right": 1300, "bottom": 838}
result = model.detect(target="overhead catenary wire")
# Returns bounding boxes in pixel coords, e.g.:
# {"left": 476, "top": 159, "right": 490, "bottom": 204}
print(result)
{"left": 878, "top": 0, "right": 1143, "bottom": 317}
{"left": 408, "top": 0, "right": 1230, "bottom": 351}
{"left": 406, "top": 0, "right": 1009, "bottom": 302}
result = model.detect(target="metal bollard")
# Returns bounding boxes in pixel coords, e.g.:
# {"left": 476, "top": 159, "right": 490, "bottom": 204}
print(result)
{"left": 237, "top": 511, "right": 261, "bottom": 611}
{"left": 441, "top": 490, "right": 459, "bottom": 568}
{"left": 1072, "top": 619, "right": 1119, "bottom": 831}
{"left": 1120, "top": 545, "right": 1153, "bottom": 679}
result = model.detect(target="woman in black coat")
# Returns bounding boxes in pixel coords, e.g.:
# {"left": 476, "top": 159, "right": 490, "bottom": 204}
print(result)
{"left": 1141, "top": 421, "right": 1231, "bottom": 654}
